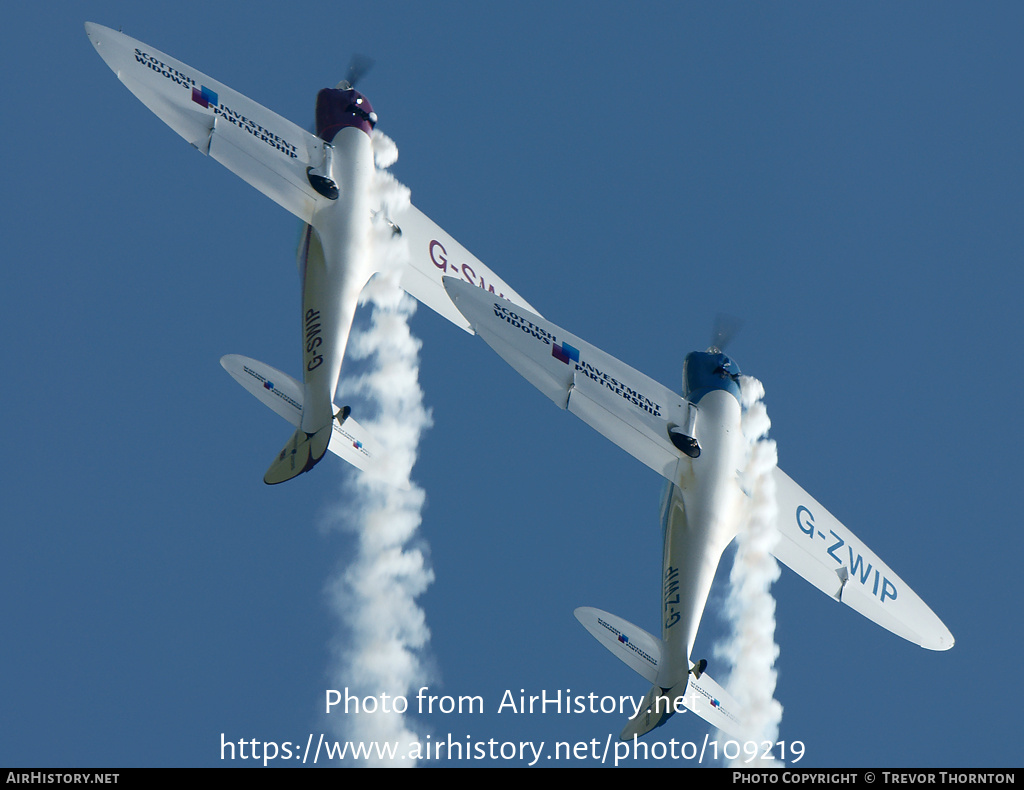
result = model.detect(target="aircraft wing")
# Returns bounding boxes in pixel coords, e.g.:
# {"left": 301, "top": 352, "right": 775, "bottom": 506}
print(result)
{"left": 444, "top": 278, "right": 690, "bottom": 483}
{"left": 770, "top": 468, "right": 953, "bottom": 650}
{"left": 389, "top": 204, "right": 541, "bottom": 332}
{"left": 86, "top": 23, "right": 329, "bottom": 223}
{"left": 87, "top": 23, "right": 539, "bottom": 329}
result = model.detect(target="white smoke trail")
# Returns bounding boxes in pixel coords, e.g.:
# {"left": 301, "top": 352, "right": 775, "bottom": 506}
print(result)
{"left": 715, "top": 375, "right": 783, "bottom": 766}
{"left": 322, "top": 131, "right": 434, "bottom": 766}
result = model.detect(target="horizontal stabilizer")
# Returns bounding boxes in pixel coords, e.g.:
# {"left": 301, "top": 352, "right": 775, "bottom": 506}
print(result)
{"left": 618, "top": 671, "right": 743, "bottom": 741}
{"left": 618, "top": 673, "right": 744, "bottom": 741}
{"left": 771, "top": 468, "right": 954, "bottom": 651}
{"left": 220, "top": 355, "right": 379, "bottom": 476}
{"left": 574, "top": 607, "right": 660, "bottom": 684}
{"left": 685, "top": 667, "right": 743, "bottom": 739}
{"left": 576, "top": 607, "right": 744, "bottom": 739}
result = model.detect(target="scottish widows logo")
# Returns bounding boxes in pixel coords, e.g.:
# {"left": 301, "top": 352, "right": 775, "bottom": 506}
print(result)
{"left": 552, "top": 340, "right": 579, "bottom": 365}
{"left": 192, "top": 85, "right": 218, "bottom": 109}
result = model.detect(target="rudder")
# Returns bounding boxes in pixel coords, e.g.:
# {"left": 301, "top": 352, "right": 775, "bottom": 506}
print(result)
{"left": 264, "top": 424, "right": 332, "bottom": 485}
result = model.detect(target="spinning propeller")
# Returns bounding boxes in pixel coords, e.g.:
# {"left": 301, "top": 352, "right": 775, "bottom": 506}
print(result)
{"left": 708, "top": 312, "right": 743, "bottom": 355}
{"left": 336, "top": 54, "right": 374, "bottom": 90}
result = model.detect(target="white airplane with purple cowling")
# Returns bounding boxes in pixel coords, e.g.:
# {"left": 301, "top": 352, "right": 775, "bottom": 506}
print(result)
{"left": 87, "top": 23, "right": 952, "bottom": 742}
{"left": 85, "top": 22, "right": 535, "bottom": 484}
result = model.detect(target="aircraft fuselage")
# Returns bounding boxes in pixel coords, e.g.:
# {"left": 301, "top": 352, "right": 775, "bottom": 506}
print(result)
{"left": 299, "top": 125, "right": 375, "bottom": 435}
{"left": 657, "top": 389, "right": 746, "bottom": 712}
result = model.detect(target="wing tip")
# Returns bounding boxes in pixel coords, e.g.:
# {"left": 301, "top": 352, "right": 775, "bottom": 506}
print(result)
{"left": 922, "top": 625, "right": 955, "bottom": 651}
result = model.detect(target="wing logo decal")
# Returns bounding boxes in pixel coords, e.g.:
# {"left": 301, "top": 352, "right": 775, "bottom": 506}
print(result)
{"left": 211, "top": 103, "right": 299, "bottom": 158}
{"left": 552, "top": 340, "right": 579, "bottom": 364}
{"left": 134, "top": 48, "right": 194, "bottom": 89}
{"left": 191, "top": 85, "right": 218, "bottom": 108}
{"left": 489, "top": 301, "right": 664, "bottom": 417}
{"left": 490, "top": 302, "right": 554, "bottom": 344}
{"left": 132, "top": 48, "right": 300, "bottom": 159}
{"left": 566, "top": 355, "right": 663, "bottom": 417}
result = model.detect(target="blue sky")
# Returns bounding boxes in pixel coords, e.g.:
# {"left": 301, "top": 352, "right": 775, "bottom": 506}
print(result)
{"left": 3, "top": 1, "right": 1022, "bottom": 768}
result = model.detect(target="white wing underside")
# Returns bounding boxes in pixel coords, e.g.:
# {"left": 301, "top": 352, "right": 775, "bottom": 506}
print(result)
{"left": 770, "top": 468, "right": 953, "bottom": 650}
{"left": 444, "top": 277, "right": 690, "bottom": 482}
{"left": 85, "top": 22, "right": 537, "bottom": 333}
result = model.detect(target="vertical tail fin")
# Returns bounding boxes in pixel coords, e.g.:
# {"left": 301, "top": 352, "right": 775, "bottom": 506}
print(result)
{"left": 620, "top": 684, "right": 680, "bottom": 740}
{"left": 263, "top": 424, "right": 332, "bottom": 485}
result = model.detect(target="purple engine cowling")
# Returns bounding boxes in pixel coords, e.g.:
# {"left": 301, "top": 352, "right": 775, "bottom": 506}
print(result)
{"left": 314, "top": 87, "right": 377, "bottom": 142}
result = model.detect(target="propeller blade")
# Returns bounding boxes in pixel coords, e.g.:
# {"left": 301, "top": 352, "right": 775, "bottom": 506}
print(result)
{"left": 709, "top": 313, "right": 743, "bottom": 353}
{"left": 337, "top": 54, "right": 374, "bottom": 90}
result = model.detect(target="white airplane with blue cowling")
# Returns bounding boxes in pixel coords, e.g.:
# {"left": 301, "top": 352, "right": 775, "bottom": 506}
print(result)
{"left": 442, "top": 278, "right": 953, "bottom": 739}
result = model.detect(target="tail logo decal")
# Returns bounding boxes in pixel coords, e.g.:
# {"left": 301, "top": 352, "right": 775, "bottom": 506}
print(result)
{"left": 596, "top": 616, "right": 657, "bottom": 669}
